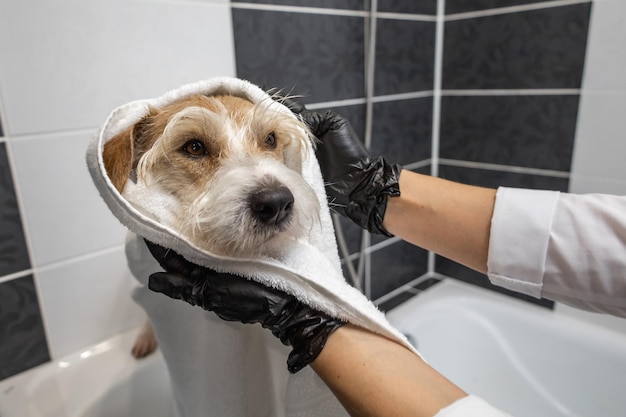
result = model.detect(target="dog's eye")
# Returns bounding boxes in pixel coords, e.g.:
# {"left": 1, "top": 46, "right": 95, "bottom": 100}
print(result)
{"left": 182, "top": 140, "right": 207, "bottom": 157}
{"left": 264, "top": 132, "right": 277, "bottom": 149}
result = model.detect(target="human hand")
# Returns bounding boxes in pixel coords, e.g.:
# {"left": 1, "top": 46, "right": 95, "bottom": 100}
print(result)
{"left": 144, "top": 240, "right": 345, "bottom": 373}
{"left": 300, "top": 110, "right": 402, "bottom": 236}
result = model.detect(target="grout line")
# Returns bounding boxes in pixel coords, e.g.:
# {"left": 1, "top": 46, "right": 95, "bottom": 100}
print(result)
{"left": 305, "top": 97, "right": 367, "bottom": 110}
{"left": 9, "top": 127, "right": 98, "bottom": 141}
{"left": 34, "top": 244, "right": 126, "bottom": 275}
{"left": 363, "top": 0, "right": 378, "bottom": 150}
{"left": 439, "top": 158, "right": 571, "bottom": 178}
{"left": 303, "top": 88, "right": 580, "bottom": 111}
{"left": 442, "top": 88, "right": 581, "bottom": 96}
{"left": 371, "top": 90, "right": 434, "bottom": 103}
{"left": 376, "top": 12, "right": 437, "bottom": 22}
{"left": 431, "top": 0, "right": 445, "bottom": 180}
{"left": 0, "top": 269, "right": 34, "bottom": 284}
{"left": 231, "top": 2, "right": 368, "bottom": 17}
{"left": 404, "top": 159, "right": 432, "bottom": 171}
{"left": 445, "top": 0, "right": 591, "bottom": 21}
{"left": 373, "top": 272, "right": 434, "bottom": 305}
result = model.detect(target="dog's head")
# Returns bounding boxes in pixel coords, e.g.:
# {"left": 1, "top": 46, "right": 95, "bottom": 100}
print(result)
{"left": 102, "top": 94, "right": 320, "bottom": 257}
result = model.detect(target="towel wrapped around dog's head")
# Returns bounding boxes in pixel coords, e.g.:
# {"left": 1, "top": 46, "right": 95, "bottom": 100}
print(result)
{"left": 86, "top": 76, "right": 419, "bottom": 357}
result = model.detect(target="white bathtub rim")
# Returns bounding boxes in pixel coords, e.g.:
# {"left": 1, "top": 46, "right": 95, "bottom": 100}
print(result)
{"left": 0, "top": 326, "right": 164, "bottom": 417}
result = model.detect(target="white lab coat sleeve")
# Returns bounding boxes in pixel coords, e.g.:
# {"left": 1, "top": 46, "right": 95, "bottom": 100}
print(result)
{"left": 487, "top": 187, "right": 626, "bottom": 317}
{"left": 434, "top": 395, "right": 514, "bottom": 417}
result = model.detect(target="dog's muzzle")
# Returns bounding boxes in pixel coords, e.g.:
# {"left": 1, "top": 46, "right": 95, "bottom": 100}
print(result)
{"left": 249, "top": 185, "right": 294, "bottom": 226}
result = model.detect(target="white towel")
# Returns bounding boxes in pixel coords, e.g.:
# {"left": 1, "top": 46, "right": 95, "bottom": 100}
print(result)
{"left": 86, "top": 77, "right": 421, "bottom": 416}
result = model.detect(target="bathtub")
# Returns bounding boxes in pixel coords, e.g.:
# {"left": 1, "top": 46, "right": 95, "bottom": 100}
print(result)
{"left": 386, "top": 279, "right": 626, "bottom": 417}
{"left": 0, "top": 328, "right": 175, "bottom": 417}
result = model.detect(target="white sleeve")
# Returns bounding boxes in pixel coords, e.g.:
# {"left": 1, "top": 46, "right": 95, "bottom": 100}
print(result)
{"left": 434, "top": 395, "right": 514, "bottom": 417}
{"left": 487, "top": 187, "right": 626, "bottom": 317}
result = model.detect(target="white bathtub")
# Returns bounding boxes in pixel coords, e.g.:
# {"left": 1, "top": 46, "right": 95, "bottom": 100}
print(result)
{"left": 386, "top": 279, "right": 626, "bottom": 417}
{"left": 0, "top": 328, "right": 175, "bottom": 417}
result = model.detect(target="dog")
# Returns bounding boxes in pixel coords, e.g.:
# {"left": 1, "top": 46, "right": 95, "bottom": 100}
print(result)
{"left": 102, "top": 93, "right": 320, "bottom": 357}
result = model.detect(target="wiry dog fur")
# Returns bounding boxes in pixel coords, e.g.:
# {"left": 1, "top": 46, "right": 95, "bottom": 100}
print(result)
{"left": 102, "top": 93, "right": 320, "bottom": 357}
{"left": 103, "top": 94, "right": 320, "bottom": 257}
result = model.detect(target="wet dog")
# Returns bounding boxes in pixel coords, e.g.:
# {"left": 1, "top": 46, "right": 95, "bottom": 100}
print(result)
{"left": 102, "top": 94, "right": 319, "bottom": 357}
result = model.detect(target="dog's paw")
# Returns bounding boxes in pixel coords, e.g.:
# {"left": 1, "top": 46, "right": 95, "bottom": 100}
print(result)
{"left": 131, "top": 321, "right": 158, "bottom": 359}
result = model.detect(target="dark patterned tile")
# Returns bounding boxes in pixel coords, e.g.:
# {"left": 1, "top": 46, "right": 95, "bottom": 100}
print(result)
{"left": 370, "top": 240, "right": 429, "bottom": 300}
{"left": 443, "top": 4, "right": 592, "bottom": 89}
{"left": 0, "top": 275, "right": 50, "bottom": 380}
{"left": 378, "top": 0, "right": 437, "bottom": 15}
{"left": 235, "top": 0, "right": 366, "bottom": 9}
{"left": 436, "top": 256, "right": 554, "bottom": 309}
{"left": 438, "top": 164, "right": 570, "bottom": 191}
{"left": 0, "top": 143, "right": 31, "bottom": 277}
{"left": 446, "top": 0, "right": 554, "bottom": 14}
{"left": 233, "top": 9, "right": 365, "bottom": 104}
{"left": 324, "top": 103, "right": 367, "bottom": 144}
{"left": 374, "top": 19, "right": 436, "bottom": 96}
{"left": 439, "top": 95, "right": 580, "bottom": 171}
{"left": 371, "top": 97, "right": 433, "bottom": 166}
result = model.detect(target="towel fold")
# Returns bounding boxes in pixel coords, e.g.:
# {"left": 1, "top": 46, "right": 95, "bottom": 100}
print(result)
{"left": 86, "top": 77, "right": 422, "bottom": 416}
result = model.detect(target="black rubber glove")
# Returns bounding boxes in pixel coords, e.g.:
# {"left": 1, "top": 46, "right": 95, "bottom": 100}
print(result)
{"left": 144, "top": 240, "right": 345, "bottom": 373}
{"left": 301, "top": 110, "right": 402, "bottom": 236}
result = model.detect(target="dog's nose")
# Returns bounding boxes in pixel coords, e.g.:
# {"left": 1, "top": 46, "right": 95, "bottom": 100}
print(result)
{"left": 249, "top": 186, "right": 294, "bottom": 225}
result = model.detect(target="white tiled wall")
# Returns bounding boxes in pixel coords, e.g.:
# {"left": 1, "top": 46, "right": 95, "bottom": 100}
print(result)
{"left": 560, "top": 0, "right": 626, "bottom": 334}
{"left": 570, "top": 0, "right": 626, "bottom": 195}
{"left": 0, "top": 0, "right": 235, "bottom": 358}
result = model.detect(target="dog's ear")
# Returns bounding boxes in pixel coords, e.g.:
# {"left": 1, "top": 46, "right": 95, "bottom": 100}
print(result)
{"left": 103, "top": 114, "right": 153, "bottom": 193}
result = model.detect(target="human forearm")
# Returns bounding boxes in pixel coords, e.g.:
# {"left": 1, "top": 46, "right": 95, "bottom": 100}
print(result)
{"left": 383, "top": 170, "right": 496, "bottom": 274}
{"left": 311, "top": 325, "right": 466, "bottom": 417}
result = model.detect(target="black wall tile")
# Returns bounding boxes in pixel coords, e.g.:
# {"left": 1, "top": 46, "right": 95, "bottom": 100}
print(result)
{"left": 233, "top": 9, "right": 365, "bottom": 104}
{"left": 370, "top": 240, "right": 428, "bottom": 300}
{"left": 443, "top": 4, "right": 591, "bottom": 89}
{"left": 438, "top": 164, "right": 569, "bottom": 191}
{"left": 378, "top": 0, "right": 437, "bottom": 15}
{"left": 371, "top": 97, "right": 433, "bottom": 166}
{"left": 446, "top": 0, "right": 552, "bottom": 14}
{"left": 439, "top": 95, "right": 580, "bottom": 171}
{"left": 0, "top": 275, "right": 50, "bottom": 380}
{"left": 0, "top": 143, "right": 31, "bottom": 277}
{"left": 374, "top": 19, "right": 436, "bottom": 96}
{"left": 236, "top": 0, "right": 366, "bottom": 9}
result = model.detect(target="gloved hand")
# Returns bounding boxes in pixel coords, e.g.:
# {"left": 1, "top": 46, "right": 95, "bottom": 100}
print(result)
{"left": 144, "top": 240, "right": 345, "bottom": 373}
{"left": 300, "top": 110, "right": 402, "bottom": 236}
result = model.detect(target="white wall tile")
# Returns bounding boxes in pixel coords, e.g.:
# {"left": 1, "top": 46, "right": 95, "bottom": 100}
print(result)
{"left": 570, "top": 0, "right": 626, "bottom": 195}
{"left": 37, "top": 247, "right": 145, "bottom": 359}
{"left": 0, "top": 0, "right": 235, "bottom": 135}
{"left": 10, "top": 130, "right": 128, "bottom": 266}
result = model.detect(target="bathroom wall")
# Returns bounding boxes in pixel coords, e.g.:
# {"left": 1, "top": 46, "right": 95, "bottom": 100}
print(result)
{"left": 230, "top": 0, "right": 594, "bottom": 309}
{"left": 0, "top": 0, "right": 622, "bottom": 381}
{"left": 0, "top": 0, "right": 235, "bottom": 381}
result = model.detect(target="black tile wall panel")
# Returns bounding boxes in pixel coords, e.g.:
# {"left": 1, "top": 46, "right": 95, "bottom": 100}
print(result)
{"left": 442, "top": 4, "right": 592, "bottom": 89}
{"left": 438, "top": 164, "right": 570, "bottom": 191}
{"left": 233, "top": 9, "right": 365, "bottom": 104}
{"left": 0, "top": 143, "right": 31, "bottom": 277}
{"left": 370, "top": 240, "right": 428, "bottom": 300}
{"left": 371, "top": 97, "right": 433, "bottom": 166}
{"left": 378, "top": 0, "right": 437, "bottom": 15}
{"left": 374, "top": 19, "right": 436, "bottom": 96}
{"left": 0, "top": 275, "right": 50, "bottom": 380}
{"left": 446, "top": 0, "right": 554, "bottom": 14}
{"left": 235, "top": 0, "right": 366, "bottom": 9}
{"left": 435, "top": 256, "right": 555, "bottom": 308}
{"left": 439, "top": 95, "right": 580, "bottom": 171}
